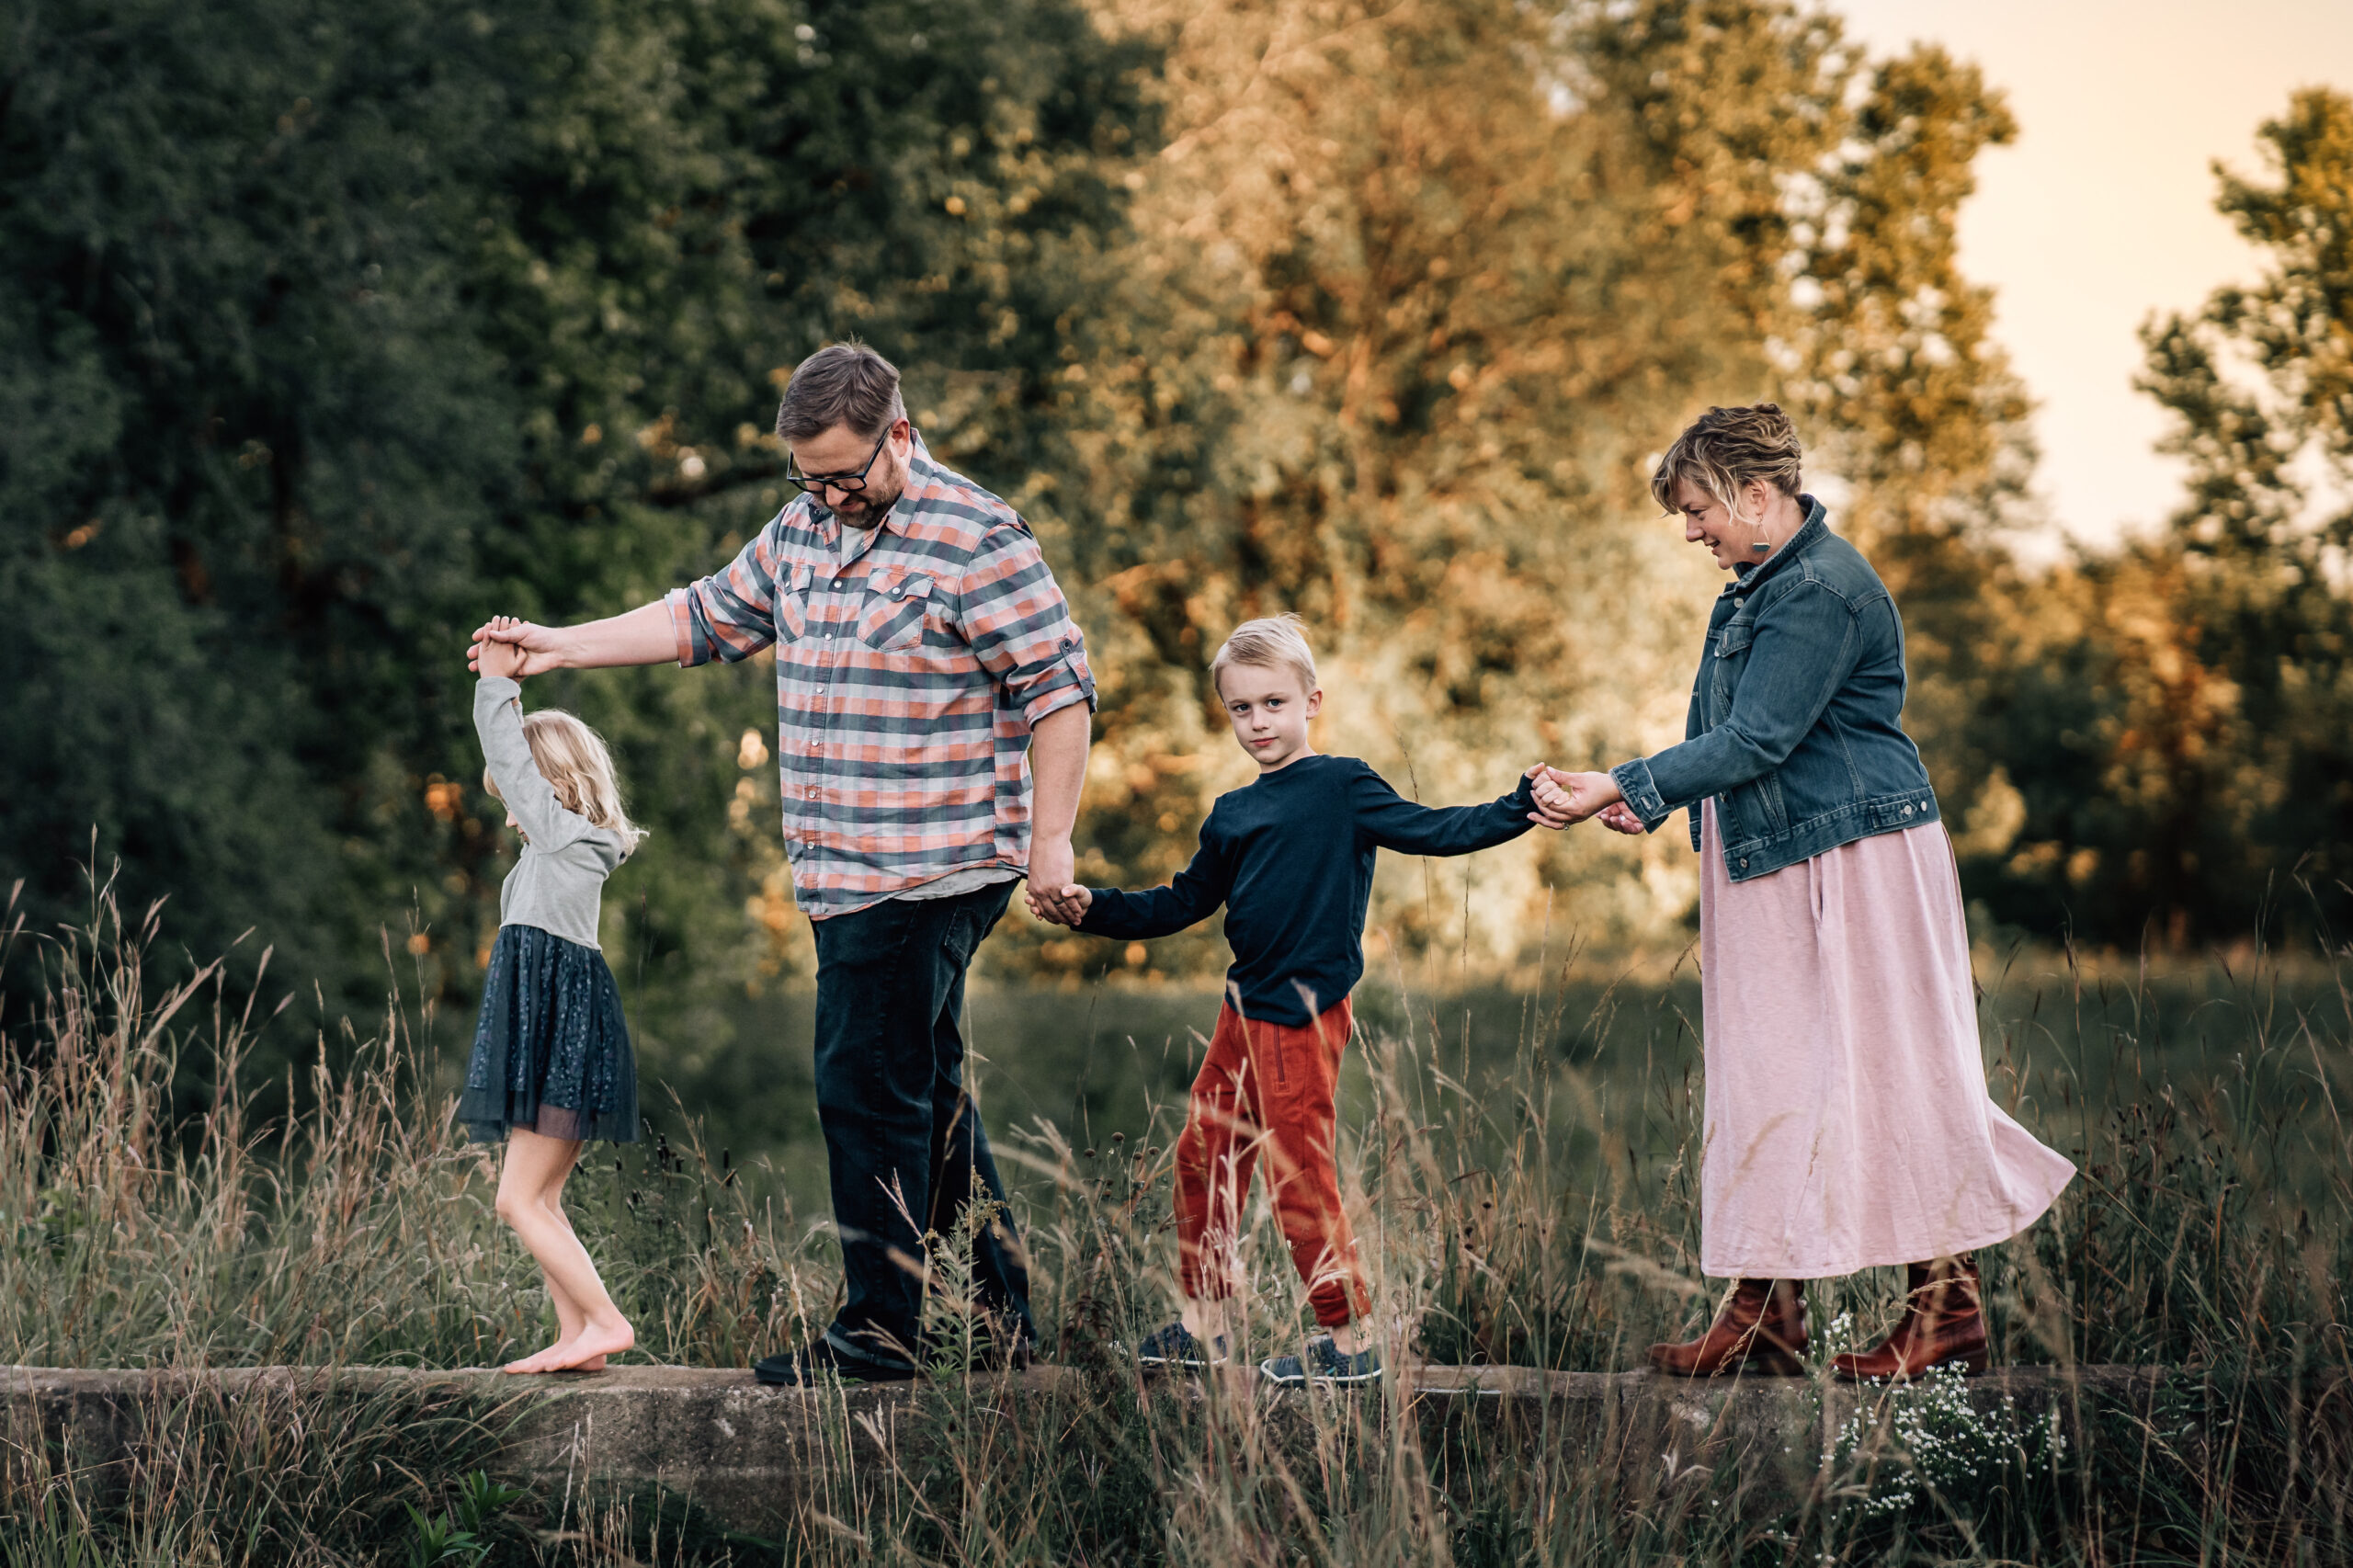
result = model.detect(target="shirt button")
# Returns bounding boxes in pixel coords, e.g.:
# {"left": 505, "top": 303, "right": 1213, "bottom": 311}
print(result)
{"left": 1739, "top": 858, "right": 1749, "bottom": 869}
{"left": 1902, "top": 804, "right": 1914, "bottom": 816}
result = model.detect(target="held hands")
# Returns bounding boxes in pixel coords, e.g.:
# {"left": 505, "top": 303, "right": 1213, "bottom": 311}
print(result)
{"left": 474, "top": 615, "right": 529, "bottom": 681}
{"left": 1023, "top": 880, "right": 1092, "bottom": 928}
{"left": 1023, "top": 881, "right": 1092, "bottom": 927}
{"left": 1525, "top": 766, "right": 1646, "bottom": 835}
{"left": 469, "top": 616, "right": 566, "bottom": 678}
{"left": 1525, "top": 764, "right": 1575, "bottom": 829}
{"left": 1023, "top": 835, "right": 1092, "bottom": 927}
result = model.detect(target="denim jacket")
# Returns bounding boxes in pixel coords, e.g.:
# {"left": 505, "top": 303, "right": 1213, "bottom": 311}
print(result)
{"left": 1609, "top": 496, "right": 1939, "bottom": 883}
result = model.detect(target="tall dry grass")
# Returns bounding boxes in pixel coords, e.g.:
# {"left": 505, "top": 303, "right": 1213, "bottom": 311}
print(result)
{"left": 0, "top": 878, "right": 838, "bottom": 1374}
{"left": 3, "top": 875, "right": 2351, "bottom": 1562}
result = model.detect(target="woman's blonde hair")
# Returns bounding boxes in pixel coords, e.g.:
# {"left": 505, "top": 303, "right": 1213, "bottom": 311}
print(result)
{"left": 1650, "top": 403, "right": 1804, "bottom": 518}
{"left": 484, "top": 709, "right": 644, "bottom": 852}
{"left": 1209, "top": 613, "right": 1318, "bottom": 697}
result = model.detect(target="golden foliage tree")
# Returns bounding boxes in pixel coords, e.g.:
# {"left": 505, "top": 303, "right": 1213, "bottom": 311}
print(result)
{"left": 1968, "top": 88, "right": 2353, "bottom": 946}
{"left": 1027, "top": 0, "right": 2034, "bottom": 973}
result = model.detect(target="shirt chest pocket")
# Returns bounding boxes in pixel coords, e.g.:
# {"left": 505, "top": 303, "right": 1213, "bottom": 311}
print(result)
{"left": 1709, "top": 619, "right": 1755, "bottom": 713}
{"left": 856, "top": 568, "right": 936, "bottom": 652}
{"left": 775, "top": 562, "right": 815, "bottom": 642}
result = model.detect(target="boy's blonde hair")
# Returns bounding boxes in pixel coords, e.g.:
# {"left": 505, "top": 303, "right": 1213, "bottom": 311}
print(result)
{"left": 1650, "top": 403, "right": 1804, "bottom": 518}
{"left": 1209, "top": 614, "right": 1318, "bottom": 698}
{"left": 483, "top": 709, "right": 645, "bottom": 852}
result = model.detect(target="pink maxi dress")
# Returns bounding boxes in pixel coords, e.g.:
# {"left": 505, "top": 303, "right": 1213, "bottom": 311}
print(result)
{"left": 1695, "top": 801, "right": 2075, "bottom": 1279}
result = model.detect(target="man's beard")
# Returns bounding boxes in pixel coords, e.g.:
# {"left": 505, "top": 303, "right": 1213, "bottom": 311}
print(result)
{"left": 833, "top": 477, "right": 904, "bottom": 528}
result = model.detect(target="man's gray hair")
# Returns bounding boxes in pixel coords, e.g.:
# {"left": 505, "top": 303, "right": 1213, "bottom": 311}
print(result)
{"left": 776, "top": 342, "right": 907, "bottom": 441}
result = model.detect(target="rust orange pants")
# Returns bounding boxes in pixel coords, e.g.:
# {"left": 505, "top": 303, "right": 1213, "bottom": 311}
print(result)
{"left": 1175, "top": 998, "right": 1369, "bottom": 1329}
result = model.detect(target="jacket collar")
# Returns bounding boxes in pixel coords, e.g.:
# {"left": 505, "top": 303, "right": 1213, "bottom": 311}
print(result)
{"left": 1722, "top": 493, "right": 1828, "bottom": 597}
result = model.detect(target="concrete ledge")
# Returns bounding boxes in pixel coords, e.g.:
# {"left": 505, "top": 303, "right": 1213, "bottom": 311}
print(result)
{"left": 0, "top": 1361, "right": 2274, "bottom": 1535}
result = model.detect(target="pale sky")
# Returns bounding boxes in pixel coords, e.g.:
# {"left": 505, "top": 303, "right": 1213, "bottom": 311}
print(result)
{"left": 1832, "top": 0, "right": 2353, "bottom": 551}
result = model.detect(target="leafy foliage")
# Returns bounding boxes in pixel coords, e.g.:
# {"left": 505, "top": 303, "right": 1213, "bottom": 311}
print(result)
{"left": 8, "top": 0, "right": 2343, "bottom": 1052}
{"left": 1967, "top": 88, "right": 2353, "bottom": 945}
{"left": 1040, "top": 0, "right": 2035, "bottom": 971}
{"left": 0, "top": 0, "right": 1154, "bottom": 1063}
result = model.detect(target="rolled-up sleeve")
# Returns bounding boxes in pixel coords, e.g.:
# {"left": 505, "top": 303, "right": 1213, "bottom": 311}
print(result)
{"left": 667, "top": 521, "right": 789, "bottom": 668}
{"left": 957, "top": 523, "right": 1097, "bottom": 725}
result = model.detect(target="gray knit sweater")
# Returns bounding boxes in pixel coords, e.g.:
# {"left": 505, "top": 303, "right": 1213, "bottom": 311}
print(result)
{"left": 475, "top": 677, "right": 627, "bottom": 950}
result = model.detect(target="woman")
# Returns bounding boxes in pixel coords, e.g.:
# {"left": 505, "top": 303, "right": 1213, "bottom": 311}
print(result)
{"left": 1537, "top": 403, "right": 2074, "bottom": 1380}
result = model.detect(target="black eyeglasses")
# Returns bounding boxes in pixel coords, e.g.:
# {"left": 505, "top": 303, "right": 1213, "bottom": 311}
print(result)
{"left": 784, "top": 425, "right": 892, "bottom": 496}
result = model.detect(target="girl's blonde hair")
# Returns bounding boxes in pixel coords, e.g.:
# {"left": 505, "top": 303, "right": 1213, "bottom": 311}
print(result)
{"left": 1209, "top": 613, "right": 1318, "bottom": 697}
{"left": 1650, "top": 403, "right": 1804, "bottom": 518}
{"left": 484, "top": 709, "right": 644, "bottom": 852}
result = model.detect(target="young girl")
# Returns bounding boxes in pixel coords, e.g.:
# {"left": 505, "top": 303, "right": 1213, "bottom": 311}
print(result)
{"left": 460, "top": 616, "right": 643, "bottom": 1374}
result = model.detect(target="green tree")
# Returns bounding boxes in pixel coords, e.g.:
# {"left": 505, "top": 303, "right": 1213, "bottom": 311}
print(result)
{"left": 0, "top": 0, "right": 1154, "bottom": 1072}
{"left": 0, "top": 0, "right": 528, "bottom": 1006}
{"left": 1971, "top": 88, "right": 2353, "bottom": 946}
{"left": 429, "top": 0, "right": 1155, "bottom": 1058}
{"left": 1779, "top": 46, "right": 2041, "bottom": 856}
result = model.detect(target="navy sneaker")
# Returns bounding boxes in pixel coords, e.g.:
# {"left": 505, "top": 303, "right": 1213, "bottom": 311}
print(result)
{"left": 1132, "top": 1321, "right": 1227, "bottom": 1371}
{"left": 754, "top": 1331, "right": 920, "bottom": 1387}
{"left": 1260, "top": 1335, "right": 1381, "bottom": 1387}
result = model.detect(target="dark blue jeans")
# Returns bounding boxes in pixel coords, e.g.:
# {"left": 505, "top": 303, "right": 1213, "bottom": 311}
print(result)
{"left": 811, "top": 880, "right": 1033, "bottom": 1369}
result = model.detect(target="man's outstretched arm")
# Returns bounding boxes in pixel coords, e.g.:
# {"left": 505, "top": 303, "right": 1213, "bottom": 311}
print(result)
{"left": 469, "top": 601, "right": 678, "bottom": 676}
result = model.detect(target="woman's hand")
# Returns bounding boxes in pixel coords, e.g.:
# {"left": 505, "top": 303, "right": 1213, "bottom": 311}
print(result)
{"left": 474, "top": 616, "right": 529, "bottom": 681}
{"left": 1535, "top": 767, "right": 1624, "bottom": 826}
{"left": 1527, "top": 765, "right": 1576, "bottom": 828}
{"left": 1596, "top": 801, "right": 1647, "bottom": 835}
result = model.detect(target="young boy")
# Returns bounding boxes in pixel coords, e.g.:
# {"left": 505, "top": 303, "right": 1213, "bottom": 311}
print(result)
{"left": 1029, "top": 615, "right": 1551, "bottom": 1385}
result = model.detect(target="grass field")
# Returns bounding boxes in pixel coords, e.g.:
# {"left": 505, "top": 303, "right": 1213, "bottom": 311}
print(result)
{"left": 5, "top": 883, "right": 2351, "bottom": 1562}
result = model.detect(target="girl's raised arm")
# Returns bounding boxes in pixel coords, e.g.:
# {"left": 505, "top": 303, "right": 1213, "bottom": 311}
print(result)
{"left": 475, "top": 677, "right": 592, "bottom": 850}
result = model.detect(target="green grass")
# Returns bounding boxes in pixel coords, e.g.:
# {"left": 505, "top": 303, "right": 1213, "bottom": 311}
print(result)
{"left": 5, "top": 879, "right": 2352, "bottom": 1562}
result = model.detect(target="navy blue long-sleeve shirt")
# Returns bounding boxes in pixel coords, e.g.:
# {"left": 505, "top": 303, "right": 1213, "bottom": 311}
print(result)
{"left": 1077, "top": 755, "right": 1538, "bottom": 1026}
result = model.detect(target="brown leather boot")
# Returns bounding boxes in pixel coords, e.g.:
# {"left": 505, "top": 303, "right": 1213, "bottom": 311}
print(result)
{"left": 1647, "top": 1278, "right": 1808, "bottom": 1377}
{"left": 1831, "top": 1256, "right": 1990, "bottom": 1381}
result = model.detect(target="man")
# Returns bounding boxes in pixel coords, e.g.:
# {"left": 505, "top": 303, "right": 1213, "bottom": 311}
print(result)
{"left": 470, "top": 343, "right": 1093, "bottom": 1383}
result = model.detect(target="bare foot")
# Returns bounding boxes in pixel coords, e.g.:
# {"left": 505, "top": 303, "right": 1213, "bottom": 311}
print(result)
{"left": 503, "top": 1338, "right": 580, "bottom": 1375}
{"left": 545, "top": 1318, "right": 633, "bottom": 1371}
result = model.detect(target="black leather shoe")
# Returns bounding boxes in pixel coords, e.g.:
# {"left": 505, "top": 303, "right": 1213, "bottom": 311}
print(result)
{"left": 754, "top": 1334, "right": 919, "bottom": 1387}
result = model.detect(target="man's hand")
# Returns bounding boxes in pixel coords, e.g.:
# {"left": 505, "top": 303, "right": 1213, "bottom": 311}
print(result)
{"left": 1025, "top": 835, "right": 1088, "bottom": 926}
{"left": 474, "top": 615, "right": 529, "bottom": 681}
{"left": 1024, "top": 878, "right": 1092, "bottom": 927}
{"left": 468, "top": 601, "right": 678, "bottom": 676}
{"left": 469, "top": 619, "right": 570, "bottom": 678}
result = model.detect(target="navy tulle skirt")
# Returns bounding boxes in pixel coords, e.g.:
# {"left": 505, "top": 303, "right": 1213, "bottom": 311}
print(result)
{"left": 458, "top": 924, "right": 639, "bottom": 1144}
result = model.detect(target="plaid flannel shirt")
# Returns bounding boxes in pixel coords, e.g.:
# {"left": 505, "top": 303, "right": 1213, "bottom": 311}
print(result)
{"left": 667, "top": 435, "right": 1096, "bottom": 919}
